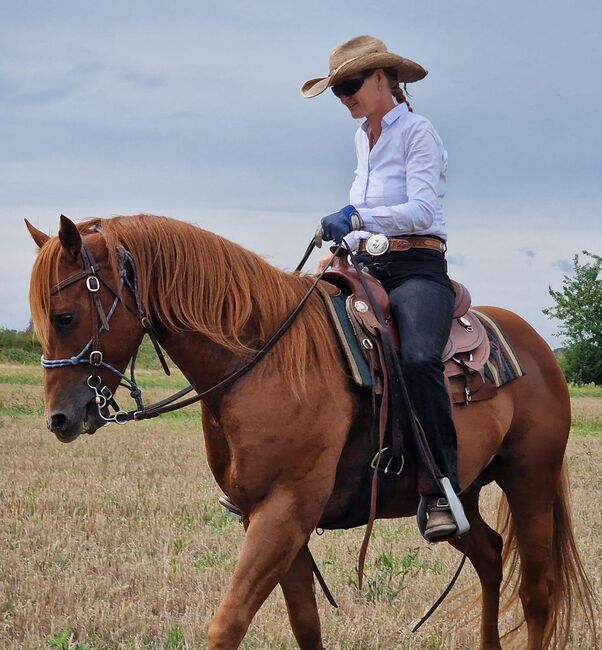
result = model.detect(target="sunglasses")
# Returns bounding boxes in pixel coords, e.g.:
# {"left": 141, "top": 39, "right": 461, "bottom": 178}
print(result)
{"left": 331, "top": 69, "right": 375, "bottom": 99}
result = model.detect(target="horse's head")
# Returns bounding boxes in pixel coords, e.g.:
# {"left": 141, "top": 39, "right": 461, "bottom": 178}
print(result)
{"left": 27, "top": 215, "right": 145, "bottom": 442}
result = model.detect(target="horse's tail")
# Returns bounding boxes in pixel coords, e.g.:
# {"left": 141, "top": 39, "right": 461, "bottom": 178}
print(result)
{"left": 497, "top": 463, "right": 598, "bottom": 648}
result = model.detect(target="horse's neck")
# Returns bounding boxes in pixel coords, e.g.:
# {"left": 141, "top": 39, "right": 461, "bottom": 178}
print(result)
{"left": 156, "top": 328, "right": 243, "bottom": 395}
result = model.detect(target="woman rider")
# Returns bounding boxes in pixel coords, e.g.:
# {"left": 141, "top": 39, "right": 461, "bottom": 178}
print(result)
{"left": 303, "top": 35, "right": 458, "bottom": 541}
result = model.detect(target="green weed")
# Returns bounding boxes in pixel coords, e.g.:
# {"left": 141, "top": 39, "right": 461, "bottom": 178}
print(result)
{"left": 166, "top": 625, "right": 185, "bottom": 649}
{"left": 426, "top": 634, "right": 442, "bottom": 649}
{"left": 48, "top": 628, "right": 89, "bottom": 650}
{"left": 352, "top": 547, "right": 421, "bottom": 604}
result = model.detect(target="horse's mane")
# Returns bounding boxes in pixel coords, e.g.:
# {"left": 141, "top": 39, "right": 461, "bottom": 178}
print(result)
{"left": 30, "top": 214, "right": 339, "bottom": 389}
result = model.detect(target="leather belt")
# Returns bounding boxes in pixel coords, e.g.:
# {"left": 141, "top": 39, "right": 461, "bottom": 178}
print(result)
{"left": 358, "top": 234, "right": 446, "bottom": 256}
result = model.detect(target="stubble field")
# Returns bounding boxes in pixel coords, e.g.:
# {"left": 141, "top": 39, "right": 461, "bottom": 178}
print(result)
{"left": 0, "top": 363, "right": 600, "bottom": 649}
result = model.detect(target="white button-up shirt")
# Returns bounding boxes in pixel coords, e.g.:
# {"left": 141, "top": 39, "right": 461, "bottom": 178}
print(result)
{"left": 345, "top": 102, "right": 448, "bottom": 249}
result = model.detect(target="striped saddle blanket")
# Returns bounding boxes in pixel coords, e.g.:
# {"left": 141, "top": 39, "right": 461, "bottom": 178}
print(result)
{"left": 318, "top": 287, "right": 524, "bottom": 404}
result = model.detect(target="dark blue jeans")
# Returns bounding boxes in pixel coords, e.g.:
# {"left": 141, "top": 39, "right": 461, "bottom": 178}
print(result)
{"left": 388, "top": 277, "right": 459, "bottom": 495}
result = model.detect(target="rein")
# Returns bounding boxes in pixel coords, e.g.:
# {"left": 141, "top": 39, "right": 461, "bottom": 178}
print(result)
{"left": 42, "top": 236, "right": 336, "bottom": 424}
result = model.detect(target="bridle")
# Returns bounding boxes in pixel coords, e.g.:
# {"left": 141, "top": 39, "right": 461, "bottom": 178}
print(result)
{"left": 42, "top": 233, "right": 338, "bottom": 425}
{"left": 41, "top": 239, "right": 170, "bottom": 424}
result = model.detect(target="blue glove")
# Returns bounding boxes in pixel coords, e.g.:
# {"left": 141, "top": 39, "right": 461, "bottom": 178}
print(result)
{"left": 319, "top": 205, "right": 363, "bottom": 244}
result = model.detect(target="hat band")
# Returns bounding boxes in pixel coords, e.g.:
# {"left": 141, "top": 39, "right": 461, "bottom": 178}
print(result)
{"left": 328, "top": 55, "right": 363, "bottom": 77}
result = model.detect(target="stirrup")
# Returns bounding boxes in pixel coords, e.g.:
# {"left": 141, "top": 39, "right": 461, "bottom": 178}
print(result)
{"left": 416, "top": 477, "right": 470, "bottom": 540}
{"left": 218, "top": 495, "right": 242, "bottom": 519}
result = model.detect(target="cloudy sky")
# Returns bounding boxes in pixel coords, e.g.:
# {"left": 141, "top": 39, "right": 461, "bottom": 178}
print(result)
{"left": 2, "top": 0, "right": 601, "bottom": 346}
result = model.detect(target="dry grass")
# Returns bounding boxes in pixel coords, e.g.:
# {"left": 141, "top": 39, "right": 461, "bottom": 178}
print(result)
{"left": 0, "top": 365, "right": 600, "bottom": 649}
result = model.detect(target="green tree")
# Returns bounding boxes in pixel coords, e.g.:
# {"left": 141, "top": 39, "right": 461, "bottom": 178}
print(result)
{"left": 544, "top": 251, "right": 602, "bottom": 385}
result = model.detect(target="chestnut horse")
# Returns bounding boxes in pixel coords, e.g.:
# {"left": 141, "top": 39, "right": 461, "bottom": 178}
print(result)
{"left": 27, "top": 214, "right": 595, "bottom": 649}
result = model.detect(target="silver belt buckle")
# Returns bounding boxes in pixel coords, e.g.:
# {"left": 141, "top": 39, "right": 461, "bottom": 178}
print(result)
{"left": 365, "top": 234, "right": 389, "bottom": 256}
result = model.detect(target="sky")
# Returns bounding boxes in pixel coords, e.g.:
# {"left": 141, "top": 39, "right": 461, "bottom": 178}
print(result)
{"left": 1, "top": 0, "right": 601, "bottom": 346}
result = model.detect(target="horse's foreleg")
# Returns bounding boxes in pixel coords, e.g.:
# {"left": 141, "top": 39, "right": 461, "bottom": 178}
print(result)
{"left": 279, "top": 544, "right": 324, "bottom": 650}
{"left": 206, "top": 492, "right": 323, "bottom": 649}
{"left": 451, "top": 487, "right": 503, "bottom": 650}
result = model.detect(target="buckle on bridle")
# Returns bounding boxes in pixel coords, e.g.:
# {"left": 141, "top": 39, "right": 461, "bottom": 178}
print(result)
{"left": 86, "top": 275, "right": 100, "bottom": 292}
{"left": 89, "top": 350, "right": 103, "bottom": 366}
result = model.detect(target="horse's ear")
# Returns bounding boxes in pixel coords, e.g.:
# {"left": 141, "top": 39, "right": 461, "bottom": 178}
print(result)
{"left": 24, "top": 219, "right": 50, "bottom": 248}
{"left": 58, "top": 214, "right": 82, "bottom": 260}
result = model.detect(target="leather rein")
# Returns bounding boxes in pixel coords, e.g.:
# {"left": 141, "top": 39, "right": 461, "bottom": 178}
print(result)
{"left": 42, "top": 236, "right": 340, "bottom": 425}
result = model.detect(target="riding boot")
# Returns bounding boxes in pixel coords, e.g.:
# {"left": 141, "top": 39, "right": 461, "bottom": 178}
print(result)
{"left": 424, "top": 497, "right": 456, "bottom": 541}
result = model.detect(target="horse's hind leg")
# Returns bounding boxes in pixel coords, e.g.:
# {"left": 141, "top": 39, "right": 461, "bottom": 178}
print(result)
{"left": 279, "top": 544, "right": 324, "bottom": 650}
{"left": 497, "top": 453, "right": 563, "bottom": 649}
{"left": 451, "top": 486, "right": 503, "bottom": 650}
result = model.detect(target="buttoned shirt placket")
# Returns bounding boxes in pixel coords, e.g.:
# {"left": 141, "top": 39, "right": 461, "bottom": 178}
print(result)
{"left": 345, "top": 102, "right": 448, "bottom": 249}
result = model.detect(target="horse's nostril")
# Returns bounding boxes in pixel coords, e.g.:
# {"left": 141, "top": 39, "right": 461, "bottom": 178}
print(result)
{"left": 49, "top": 412, "right": 68, "bottom": 433}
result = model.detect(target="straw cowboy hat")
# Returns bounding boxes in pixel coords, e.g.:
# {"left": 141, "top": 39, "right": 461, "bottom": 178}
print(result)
{"left": 301, "top": 35, "right": 427, "bottom": 98}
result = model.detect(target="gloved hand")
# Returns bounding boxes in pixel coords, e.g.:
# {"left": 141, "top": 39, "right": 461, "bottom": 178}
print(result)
{"left": 317, "top": 205, "right": 363, "bottom": 244}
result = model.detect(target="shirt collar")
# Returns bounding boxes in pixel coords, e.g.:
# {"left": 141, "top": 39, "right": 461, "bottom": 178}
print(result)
{"left": 361, "top": 102, "right": 409, "bottom": 132}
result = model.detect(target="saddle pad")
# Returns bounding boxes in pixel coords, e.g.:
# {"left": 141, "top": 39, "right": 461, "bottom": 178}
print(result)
{"left": 318, "top": 285, "right": 525, "bottom": 393}
{"left": 317, "top": 285, "right": 373, "bottom": 389}
{"left": 472, "top": 309, "right": 526, "bottom": 387}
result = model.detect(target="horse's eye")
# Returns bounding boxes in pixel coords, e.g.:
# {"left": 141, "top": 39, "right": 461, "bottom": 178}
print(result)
{"left": 53, "top": 313, "right": 74, "bottom": 328}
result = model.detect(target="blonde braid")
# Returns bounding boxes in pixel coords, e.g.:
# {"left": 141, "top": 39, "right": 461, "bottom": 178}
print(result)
{"left": 384, "top": 68, "right": 414, "bottom": 112}
{"left": 392, "top": 84, "right": 413, "bottom": 112}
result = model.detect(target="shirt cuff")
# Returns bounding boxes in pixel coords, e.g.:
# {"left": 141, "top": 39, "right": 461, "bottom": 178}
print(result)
{"left": 343, "top": 231, "right": 360, "bottom": 251}
{"left": 356, "top": 207, "right": 380, "bottom": 231}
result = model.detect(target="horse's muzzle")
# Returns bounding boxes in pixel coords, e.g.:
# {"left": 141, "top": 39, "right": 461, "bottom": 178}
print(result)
{"left": 48, "top": 399, "right": 104, "bottom": 442}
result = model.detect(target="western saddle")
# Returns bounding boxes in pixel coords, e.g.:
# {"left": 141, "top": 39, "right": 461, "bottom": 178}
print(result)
{"left": 321, "top": 250, "right": 496, "bottom": 404}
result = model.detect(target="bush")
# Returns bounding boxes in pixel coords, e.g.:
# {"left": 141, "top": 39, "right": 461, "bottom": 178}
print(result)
{"left": 561, "top": 341, "right": 602, "bottom": 386}
{"left": 544, "top": 251, "right": 602, "bottom": 385}
{"left": 0, "top": 325, "right": 42, "bottom": 364}
{"left": 0, "top": 347, "right": 40, "bottom": 364}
